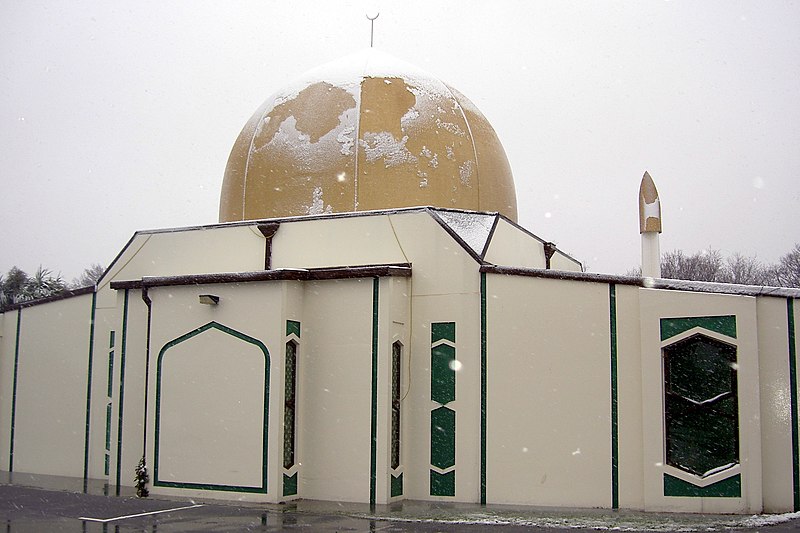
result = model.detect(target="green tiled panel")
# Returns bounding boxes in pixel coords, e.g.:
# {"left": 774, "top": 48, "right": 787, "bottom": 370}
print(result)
{"left": 107, "top": 351, "right": 114, "bottom": 398}
{"left": 661, "top": 316, "right": 737, "bottom": 341}
{"left": 665, "top": 396, "right": 738, "bottom": 476}
{"left": 663, "top": 473, "right": 741, "bottom": 497}
{"left": 105, "top": 403, "right": 112, "bottom": 450}
{"left": 431, "top": 406, "right": 455, "bottom": 469}
{"left": 430, "top": 469, "right": 455, "bottom": 497}
{"left": 286, "top": 320, "right": 301, "bottom": 338}
{"left": 432, "top": 322, "right": 456, "bottom": 344}
{"left": 391, "top": 473, "right": 403, "bottom": 498}
{"left": 283, "top": 473, "right": 298, "bottom": 497}
{"left": 431, "top": 344, "right": 456, "bottom": 405}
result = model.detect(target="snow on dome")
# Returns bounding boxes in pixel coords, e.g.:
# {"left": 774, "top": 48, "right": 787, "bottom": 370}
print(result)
{"left": 219, "top": 48, "right": 517, "bottom": 222}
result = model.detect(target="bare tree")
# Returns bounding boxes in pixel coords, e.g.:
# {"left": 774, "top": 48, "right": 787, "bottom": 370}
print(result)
{"left": 719, "top": 253, "right": 776, "bottom": 285}
{"left": 627, "top": 248, "right": 783, "bottom": 286}
{"left": 775, "top": 244, "right": 800, "bottom": 288}
{"left": 72, "top": 263, "right": 105, "bottom": 288}
{"left": 661, "top": 249, "right": 726, "bottom": 282}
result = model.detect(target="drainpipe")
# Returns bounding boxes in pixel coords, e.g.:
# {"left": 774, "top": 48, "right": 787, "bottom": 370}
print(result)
{"left": 137, "top": 286, "right": 153, "bottom": 497}
{"left": 543, "top": 242, "right": 557, "bottom": 270}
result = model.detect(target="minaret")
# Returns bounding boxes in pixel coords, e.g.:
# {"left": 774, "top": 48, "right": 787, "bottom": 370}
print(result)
{"left": 639, "top": 171, "right": 662, "bottom": 278}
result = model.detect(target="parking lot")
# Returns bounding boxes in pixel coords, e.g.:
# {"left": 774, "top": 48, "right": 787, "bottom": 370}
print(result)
{"left": 2, "top": 478, "right": 800, "bottom": 532}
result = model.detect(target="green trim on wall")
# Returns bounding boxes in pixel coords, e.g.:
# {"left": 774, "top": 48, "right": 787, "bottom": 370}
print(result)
{"left": 609, "top": 284, "right": 619, "bottom": 509}
{"left": 154, "top": 321, "right": 271, "bottom": 494}
{"left": 115, "top": 290, "right": 129, "bottom": 496}
{"left": 105, "top": 403, "right": 112, "bottom": 450}
{"left": 660, "top": 315, "right": 737, "bottom": 341}
{"left": 391, "top": 473, "right": 403, "bottom": 498}
{"left": 663, "top": 473, "right": 741, "bottom": 498}
{"left": 156, "top": 480, "right": 270, "bottom": 493}
{"left": 370, "top": 277, "right": 379, "bottom": 507}
{"left": 286, "top": 320, "right": 301, "bottom": 338}
{"left": 431, "top": 344, "right": 456, "bottom": 404}
{"left": 283, "top": 473, "right": 298, "bottom": 497}
{"left": 9, "top": 309, "right": 22, "bottom": 472}
{"left": 83, "top": 291, "right": 97, "bottom": 487}
{"left": 107, "top": 349, "right": 114, "bottom": 399}
{"left": 788, "top": 298, "right": 799, "bottom": 511}
{"left": 430, "top": 470, "right": 455, "bottom": 497}
{"left": 432, "top": 322, "right": 456, "bottom": 344}
{"left": 480, "top": 272, "right": 487, "bottom": 505}
{"left": 431, "top": 406, "right": 456, "bottom": 469}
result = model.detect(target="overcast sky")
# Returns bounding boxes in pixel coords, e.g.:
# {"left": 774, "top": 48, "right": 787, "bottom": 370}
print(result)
{"left": 1, "top": 0, "right": 798, "bottom": 281}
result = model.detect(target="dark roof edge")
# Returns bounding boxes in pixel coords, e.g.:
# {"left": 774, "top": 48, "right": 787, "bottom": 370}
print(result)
{"left": 2, "top": 285, "right": 95, "bottom": 312}
{"left": 110, "top": 263, "right": 412, "bottom": 290}
{"left": 480, "top": 265, "right": 800, "bottom": 298}
{"left": 126, "top": 207, "right": 438, "bottom": 237}
{"left": 481, "top": 265, "right": 641, "bottom": 286}
{"left": 494, "top": 213, "right": 583, "bottom": 268}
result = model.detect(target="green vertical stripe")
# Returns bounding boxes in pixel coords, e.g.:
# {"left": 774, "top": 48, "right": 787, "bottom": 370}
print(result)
{"left": 107, "top": 349, "right": 115, "bottom": 398}
{"left": 83, "top": 292, "right": 97, "bottom": 489}
{"left": 105, "top": 403, "right": 112, "bottom": 450}
{"left": 609, "top": 284, "right": 619, "bottom": 509}
{"left": 370, "top": 278, "right": 379, "bottom": 507}
{"left": 788, "top": 298, "right": 799, "bottom": 511}
{"left": 115, "top": 290, "right": 129, "bottom": 496}
{"left": 9, "top": 309, "right": 22, "bottom": 472}
{"left": 480, "top": 272, "right": 487, "bottom": 505}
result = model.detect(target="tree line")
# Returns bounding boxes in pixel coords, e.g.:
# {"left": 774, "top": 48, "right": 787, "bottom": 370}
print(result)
{"left": 628, "top": 243, "right": 800, "bottom": 287}
{"left": 0, "top": 264, "right": 104, "bottom": 312}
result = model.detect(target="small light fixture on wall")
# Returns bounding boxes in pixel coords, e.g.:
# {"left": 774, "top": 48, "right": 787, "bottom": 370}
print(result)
{"left": 198, "top": 294, "right": 220, "bottom": 305}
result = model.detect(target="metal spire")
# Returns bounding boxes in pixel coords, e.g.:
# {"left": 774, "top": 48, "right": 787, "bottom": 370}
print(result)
{"left": 366, "top": 12, "right": 380, "bottom": 48}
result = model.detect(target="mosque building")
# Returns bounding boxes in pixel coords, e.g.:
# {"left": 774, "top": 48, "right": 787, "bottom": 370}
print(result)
{"left": 1, "top": 49, "right": 799, "bottom": 514}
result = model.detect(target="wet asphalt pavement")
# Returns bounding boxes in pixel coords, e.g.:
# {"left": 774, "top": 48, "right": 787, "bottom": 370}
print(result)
{"left": 2, "top": 483, "right": 800, "bottom": 532}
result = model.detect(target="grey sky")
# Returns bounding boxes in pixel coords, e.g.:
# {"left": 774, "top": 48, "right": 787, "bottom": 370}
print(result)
{"left": 1, "top": 0, "right": 798, "bottom": 281}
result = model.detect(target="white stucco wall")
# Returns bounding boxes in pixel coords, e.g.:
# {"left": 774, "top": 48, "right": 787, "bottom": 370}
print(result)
{"left": 6, "top": 294, "right": 94, "bottom": 478}
{"left": 615, "top": 284, "right": 646, "bottom": 510}
{"left": 482, "top": 219, "right": 546, "bottom": 268}
{"left": 484, "top": 275, "right": 613, "bottom": 507}
{"left": 299, "top": 278, "right": 375, "bottom": 502}
{"left": 97, "top": 225, "right": 267, "bottom": 307}
{"left": 271, "top": 215, "right": 407, "bottom": 269}
{"left": 0, "top": 311, "right": 16, "bottom": 471}
{"left": 757, "top": 297, "right": 796, "bottom": 512}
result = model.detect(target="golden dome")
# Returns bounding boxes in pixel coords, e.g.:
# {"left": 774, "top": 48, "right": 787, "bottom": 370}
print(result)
{"left": 219, "top": 49, "right": 518, "bottom": 222}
